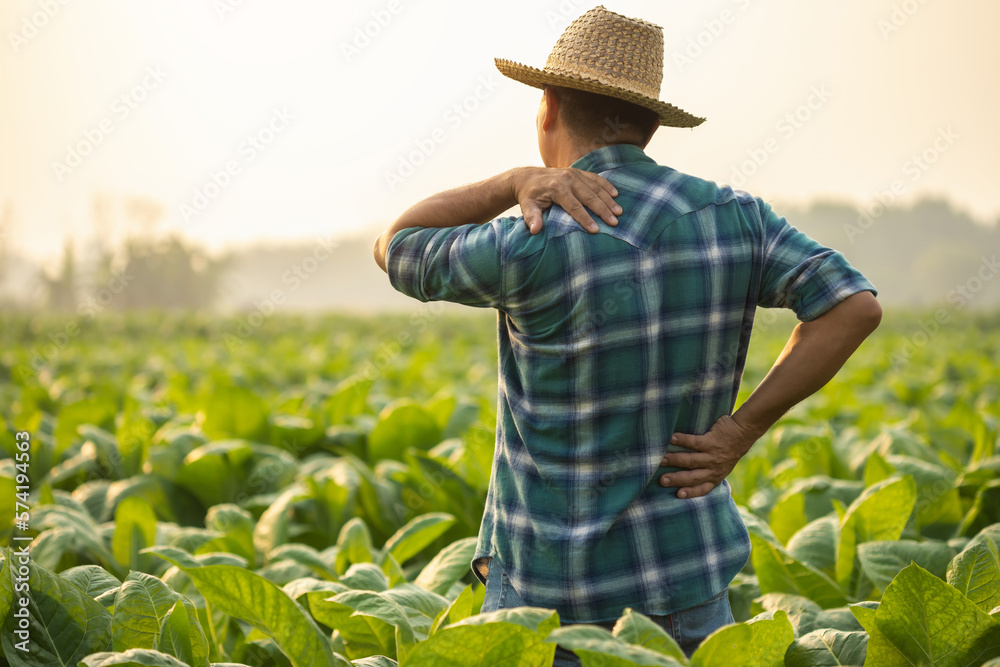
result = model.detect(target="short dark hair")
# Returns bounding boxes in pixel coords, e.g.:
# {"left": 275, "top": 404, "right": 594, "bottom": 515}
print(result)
{"left": 547, "top": 85, "right": 659, "bottom": 147}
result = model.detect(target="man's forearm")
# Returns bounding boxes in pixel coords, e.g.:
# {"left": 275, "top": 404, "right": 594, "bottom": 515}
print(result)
{"left": 373, "top": 166, "right": 621, "bottom": 273}
{"left": 373, "top": 169, "right": 519, "bottom": 272}
{"left": 732, "top": 290, "right": 883, "bottom": 438}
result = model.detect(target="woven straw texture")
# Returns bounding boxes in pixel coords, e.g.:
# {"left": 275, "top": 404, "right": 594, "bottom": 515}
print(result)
{"left": 495, "top": 6, "right": 704, "bottom": 128}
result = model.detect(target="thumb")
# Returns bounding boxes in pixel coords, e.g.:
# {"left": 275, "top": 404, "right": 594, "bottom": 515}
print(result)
{"left": 522, "top": 202, "right": 543, "bottom": 234}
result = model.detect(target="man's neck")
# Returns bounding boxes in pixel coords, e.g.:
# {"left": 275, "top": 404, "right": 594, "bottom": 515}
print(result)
{"left": 551, "top": 141, "right": 637, "bottom": 168}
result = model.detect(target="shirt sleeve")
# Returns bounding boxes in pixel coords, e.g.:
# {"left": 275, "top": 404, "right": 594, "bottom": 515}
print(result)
{"left": 385, "top": 221, "right": 505, "bottom": 308}
{"left": 756, "top": 200, "right": 877, "bottom": 321}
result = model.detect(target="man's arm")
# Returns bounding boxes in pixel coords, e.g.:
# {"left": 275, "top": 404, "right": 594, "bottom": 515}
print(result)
{"left": 373, "top": 167, "right": 621, "bottom": 272}
{"left": 659, "top": 290, "right": 882, "bottom": 498}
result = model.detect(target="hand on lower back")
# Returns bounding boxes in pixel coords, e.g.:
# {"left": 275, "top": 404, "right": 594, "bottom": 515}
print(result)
{"left": 657, "top": 414, "right": 759, "bottom": 499}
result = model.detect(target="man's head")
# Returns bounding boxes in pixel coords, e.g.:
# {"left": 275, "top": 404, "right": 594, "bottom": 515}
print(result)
{"left": 496, "top": 6, "right": 705, "bottom": 167}
{"left": 536, "top": 84, "right": 659, "bottom": 168}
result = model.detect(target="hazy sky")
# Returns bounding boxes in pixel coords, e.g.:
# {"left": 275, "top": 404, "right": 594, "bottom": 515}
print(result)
{"left": 1, "top": 0, "right": 998, "bottom": 266}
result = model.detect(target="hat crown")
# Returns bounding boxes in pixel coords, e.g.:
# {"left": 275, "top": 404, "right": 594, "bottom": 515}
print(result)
{"left": 544, "top": 6, "right": 664, "bottom": 100}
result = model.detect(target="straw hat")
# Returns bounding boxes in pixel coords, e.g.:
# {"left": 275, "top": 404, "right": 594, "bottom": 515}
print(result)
{"left": 495, "top": 6, "right": 704, "bottom": 128}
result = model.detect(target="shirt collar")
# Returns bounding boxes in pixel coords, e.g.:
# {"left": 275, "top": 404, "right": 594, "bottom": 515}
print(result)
{"left": 569, "top": 143, "right": 655, "bottom": 173}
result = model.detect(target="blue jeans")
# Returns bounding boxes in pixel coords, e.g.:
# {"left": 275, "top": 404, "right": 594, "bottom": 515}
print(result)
{"left": 480, "top": 560, "right": 734, "bottom": 666}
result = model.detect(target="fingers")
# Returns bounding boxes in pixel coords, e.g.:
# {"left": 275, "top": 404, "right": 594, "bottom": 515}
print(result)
{"left": 669, "top": 432, "right": 706, "bottom": 451}
{"left": 559, "top": 196, "right": 600, "bottom": 233}
{"left": 515, "top": 168, "right": 621, "bottom": 234}
{"left": 659, "top": 469, "right": 716, "bottom": 489}
{"left": 660, "top": 452, "right": 712, "bottom": 468}
{"left": 676, "top": 482, "right": 717, "bottom": 499}
{"left": 574, "top": 173, "right": 621, "bottom": 227}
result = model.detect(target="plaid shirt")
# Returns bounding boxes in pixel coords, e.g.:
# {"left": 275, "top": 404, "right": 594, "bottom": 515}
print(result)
{"left": 385, "top": 143, "right": 877, "bottom": 623}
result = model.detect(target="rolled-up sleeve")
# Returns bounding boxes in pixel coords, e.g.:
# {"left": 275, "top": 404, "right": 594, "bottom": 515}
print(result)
{"left": 385, "top": 221, "right": 505, "bottom": 308}
{"left": 756, "top": 200, "right": 877, "bottom": 321}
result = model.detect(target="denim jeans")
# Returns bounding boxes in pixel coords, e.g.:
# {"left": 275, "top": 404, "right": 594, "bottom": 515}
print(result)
{"left": 480, "top": 560, "right": 734, "bottom": 666}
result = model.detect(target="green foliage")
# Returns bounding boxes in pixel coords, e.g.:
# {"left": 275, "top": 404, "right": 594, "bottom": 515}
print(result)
{"left": 0, "top": 310, "right": 998, "bottom": 665}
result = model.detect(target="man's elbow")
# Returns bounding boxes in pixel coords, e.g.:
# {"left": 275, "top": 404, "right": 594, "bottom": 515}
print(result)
{"left": 853, "top": 290, "right": 882, "bottom": 334}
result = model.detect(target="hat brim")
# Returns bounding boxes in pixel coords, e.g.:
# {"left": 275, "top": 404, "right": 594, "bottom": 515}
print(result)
{"left": 495, "top": 58, "right": 705, "bottom": 129}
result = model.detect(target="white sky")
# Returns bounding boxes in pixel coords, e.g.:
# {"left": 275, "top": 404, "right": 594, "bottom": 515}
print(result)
{"left": 1, "top": 0, "right": 998, "bottom": 267}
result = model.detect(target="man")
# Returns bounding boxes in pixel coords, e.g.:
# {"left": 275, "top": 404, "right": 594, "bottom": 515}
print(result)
{"left": 373, "top": 6, "right": 881, "bottom": 662}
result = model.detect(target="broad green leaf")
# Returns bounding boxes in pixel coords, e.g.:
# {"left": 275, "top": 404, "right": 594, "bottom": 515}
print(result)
{"left": 367, "top": 401, "right": 441, "bottom": 463}
{"left": 856, "top": 540, "right": 954, "bottom": 593}
{"left": 787, "top": 517, "right": 839, "bottom": 577}
{"left": 312, "top": 597, "right": 397, "bottom": 659}
{"left": 204, "top": 503, "right": 256, "bottom": 565}
{"left": 414, "top": 537, "right": 477, "bottom": 595}
{"left": 863, "top": 452, "right": 895, "bottom": 487}
{"left": 146, "top": 546, "right": 336, "bottom": 667}
{"left": 352, "top": 658, "right": 398, "bottom": 667}
{"left": 381, "top": 584, "right": 450, "bottom": 628}
{"left": 201, "top": 384, "right": 269, "bottom": 441}
{"left": 0, "top": 549, "right": 113, "bottom": 665}
{"left": 886, "top": 456, "right": 963, "bottom": 530}
{"left": 544, "top": 624, "right": 684, "bottom": 666}
{"left": 429, "top": 585, "right": 474, "bottom": 635}
{"left": 336, "top": 517, "right": 375, "bottom": 574}
{"left": 403, "top": 607, "right": 558, "bottom": 666}
{"left": 30, "top": 526, "right": 79, "bottom": 571}
{"left": 341, "top": 563, "right": 390, "bottom": 592}
{"left": 960, "top": 480, "right": 1000, "bottom": 537}
{"left": 689, "top": 609, "right": 794, "bottom": 667}
{"left": 55, "top": 396, "right": 116, "bottom": 456}
{"left": 325, "top": 376, "right": 372, "bottom": 426}
{"left": 381, "top": 553, "right": 408, "bottom": 588}
{"left": 750, "top": 593, "right": 822, "bottom": 636}
{"left": 156, "top": 600, "right": 208, "bottom": 667}
{"left": 282, "top": 577, "right": 349, "bottom": 613}
{"left": 849, "top": 603, "right": 907, "bottom": 667}
{"left": 424, "top": 393, "right": 457, "bottom": 431}
{"left": 784, "top": 629, "right": 868, "bottom": 667}
{"left": 769, "top": 478, "right": 865, "bottom": 546}
{"left": 254, "top": 483, "right": 310, "bottom": 557}
{"left": 325, "top": 590, "right": 417, "bottom": 661}
{"left": 382, "top": 513, "right": 455, "bottom": 565}
{"left": 611, "top": 608, "right": 686, "bottom": 662}
{"left": 751, "top": 595, "right": 861, "bottom": 637}
{"left": 876, "top": 563, "right": 1000, "bottom": 666}
{"left": 111, "top": 572, "right": 181, "bottom": 652}
{"left": 110, "top": 570, "right": 210, "bottom": 667}
{"left": 80, "top": 650, "right": 190, "bottom": 667}
{"left": 947, "top": 525, "right": 1000, "bottom": 613}
{"left": 33, "top": 505, "right": 124, "bottom": 578}
{"left": 835, "top": 476, "right": 917, "bottom": 593}
{"left": 117, "top": 404, "right": 155, "bottom": 477}
{"left": 175, "top": 440, "right": 254, "bottom": 508}
{"left": 729, "top": 574, "right": 762, "bottom": 623}
{"left": 450, "top": 606, "right": 560, "bottom": 634}
{"left": 739, "top": 506, "right": 782, "bottom": 546}
{"left": 112, "top": 496, "right": 158, "bottom": 572}
{"left": 270, "top": 543, "right": 339, "bottom": 581}
{"left": 769, "top": 493, "right": 807, "bottom": 545}
{"left": 750, "top": 534, "right": 847, "bottom": 609}
{"left": 60, "top": 565, "right": 122, "bottom": 600}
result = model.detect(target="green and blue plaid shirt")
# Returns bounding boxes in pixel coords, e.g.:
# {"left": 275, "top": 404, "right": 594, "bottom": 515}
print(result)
{"left": 386, "top": 143, "right": 877, "bottom": 622}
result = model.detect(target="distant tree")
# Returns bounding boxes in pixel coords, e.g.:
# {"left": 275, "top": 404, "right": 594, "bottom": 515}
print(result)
{"left": 42, "top": 241, "right": 78, "bottom": 311}
{"left": 97, "top": 235, "right": 228, "bottom": 310}
{"left": 84, "top": 194, "right": 227, "bottom": 311}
